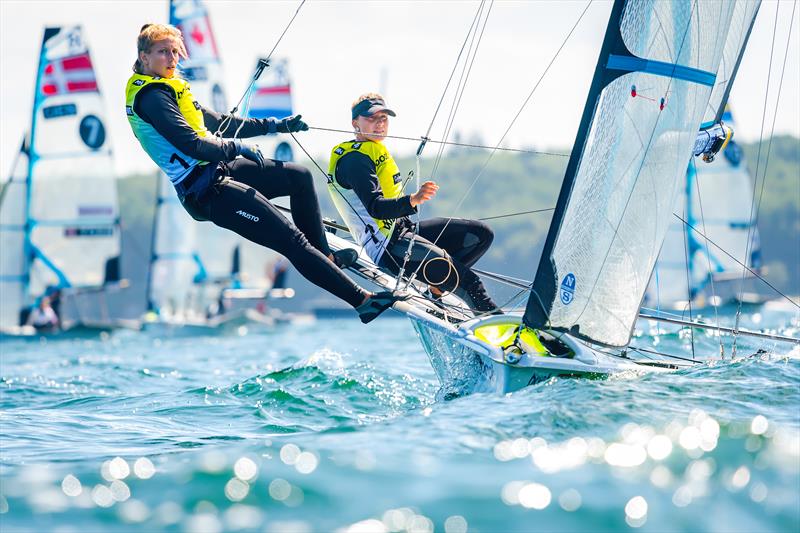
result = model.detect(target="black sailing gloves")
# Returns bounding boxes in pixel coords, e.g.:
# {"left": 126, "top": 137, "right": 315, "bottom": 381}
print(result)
{"left": 235, "top": 115, "right": 309, "bottom": 167}
{"left": 277, "top": 114, "right": 309, "bottom": 133}
{"left": 262, "top": 114, "right": 309, "bottom": 134}
{"left": 234, "top": 139, "right": 265, "bottom": 168}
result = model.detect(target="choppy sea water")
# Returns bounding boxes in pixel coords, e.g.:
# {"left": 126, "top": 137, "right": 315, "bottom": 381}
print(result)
{"left": 1, "top": 307, "right": 798, "bottom": 532}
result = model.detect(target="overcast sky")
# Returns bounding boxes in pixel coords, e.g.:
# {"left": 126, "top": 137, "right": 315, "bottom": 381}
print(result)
{"left": 1, "top": 0, "right": 798, "bottom": 179}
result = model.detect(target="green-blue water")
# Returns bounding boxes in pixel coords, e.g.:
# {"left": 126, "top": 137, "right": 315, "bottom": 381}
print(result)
{"left": 1, "top": 308, "right": 798, "bottom": 532}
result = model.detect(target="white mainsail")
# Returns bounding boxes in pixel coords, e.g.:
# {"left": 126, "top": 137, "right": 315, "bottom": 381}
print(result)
{"left": 525, "top": 1, "right": 756, "bottom": 347}
{"left": 0, "top": 26, "right": 120, "bottom": 330}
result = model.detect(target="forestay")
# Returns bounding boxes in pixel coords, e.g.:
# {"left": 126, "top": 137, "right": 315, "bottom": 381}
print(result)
{"left": 0, "top": 26, "right": 120, "bottom": 329}
{"left": 525, "top": 0, "right": 747, "bottom": 347}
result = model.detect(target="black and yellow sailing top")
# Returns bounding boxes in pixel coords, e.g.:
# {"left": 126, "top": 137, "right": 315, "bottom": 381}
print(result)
{"left": 125, "top": 73, "right": 278, "bottom": 186}
{"left": 328, "top": 139, "right": 416, "bottom": 263}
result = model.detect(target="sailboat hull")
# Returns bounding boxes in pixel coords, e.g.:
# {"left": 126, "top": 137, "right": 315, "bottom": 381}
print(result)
{"left": 401, "top": 307, "right": 670, "bottom": 396}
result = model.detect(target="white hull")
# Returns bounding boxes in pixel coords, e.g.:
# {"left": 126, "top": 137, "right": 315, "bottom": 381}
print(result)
{"left": 323, "top": 231, "right": 677, "bottom": 396}
{"left": 401, "top": 305, "right": 674, "bottom": 396}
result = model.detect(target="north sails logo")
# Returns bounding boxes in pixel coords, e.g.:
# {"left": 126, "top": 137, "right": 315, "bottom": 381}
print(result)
{"left": 236, "top": 210, "right": 259, "bottom": 222}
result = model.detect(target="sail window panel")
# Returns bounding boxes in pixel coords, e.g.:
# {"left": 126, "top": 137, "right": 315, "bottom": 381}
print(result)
{"left": 547, "top": 72, "right": 713, "bottom": 346}
{"left": 29, "top": 225, "right": 118, "bottom": 289}
{"left": 649, "top": 228, "right": 696, "bottom": 306}
{"left": 29, "top": 173, "right": 117, "bottom": 224}
{"left": 621, "top": 0, "right": 736, "bottom": 73}
{"left": 27, "top": 256, "right": 61, "bottom": 300}
{"left": 703, "top": 1, "right": 761, "bottom": 124}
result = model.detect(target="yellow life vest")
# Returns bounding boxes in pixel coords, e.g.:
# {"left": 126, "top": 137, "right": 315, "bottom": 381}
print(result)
{"left": 328, "top": 140, "right": 402, "bottom": 263}
{"left": 125, "top": 74, "right": 209, "bottom": 184}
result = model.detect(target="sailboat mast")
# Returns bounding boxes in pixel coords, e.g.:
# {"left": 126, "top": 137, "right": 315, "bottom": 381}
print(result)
{"left": 20, "top": 28, "right": 59, "bottom": 313}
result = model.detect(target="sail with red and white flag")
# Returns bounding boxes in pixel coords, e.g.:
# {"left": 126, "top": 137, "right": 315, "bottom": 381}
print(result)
{"left": 41, "top": 53, "right": 98, "bottom": 96}
{"left": 246, "top": 58, "right": 294, "bottom": 120}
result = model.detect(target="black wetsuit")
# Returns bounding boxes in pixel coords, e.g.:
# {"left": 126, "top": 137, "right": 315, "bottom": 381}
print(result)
{"left": 335, "top": 152, "right": 497, "bottom": 312}
{"left": 134, "top": 85, "right": 366, "bottom": 308}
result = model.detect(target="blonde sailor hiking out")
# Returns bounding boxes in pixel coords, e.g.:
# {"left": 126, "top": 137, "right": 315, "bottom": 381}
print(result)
{"left": 126, "top": 24, "right": 402, "bottom": 323}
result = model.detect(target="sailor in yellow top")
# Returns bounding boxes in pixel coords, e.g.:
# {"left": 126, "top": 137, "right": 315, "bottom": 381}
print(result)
{"left": 127, "top": 24, "right": 403, "bottom": 323}
{"left": 328, "top": 93, "right": 499, "bottom": 314}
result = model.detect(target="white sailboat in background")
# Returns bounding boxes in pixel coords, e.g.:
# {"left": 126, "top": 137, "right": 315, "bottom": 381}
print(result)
{"left": 648, "top": 106, "right": 763, "bottom": 312}
{"left": 0, "top": 25, "right": 126, "bottom": 336}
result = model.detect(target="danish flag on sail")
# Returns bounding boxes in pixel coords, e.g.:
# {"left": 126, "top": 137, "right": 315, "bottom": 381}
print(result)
{"left": 40, "top": 53, "right": 97, "bottom": 96}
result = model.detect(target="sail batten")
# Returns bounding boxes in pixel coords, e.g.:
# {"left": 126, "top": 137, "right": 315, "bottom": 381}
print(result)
{"left": 524, "top": 0, "right": 749, "bottom": 347}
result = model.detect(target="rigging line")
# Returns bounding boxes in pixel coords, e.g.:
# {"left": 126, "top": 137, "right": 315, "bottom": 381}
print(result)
{"left": 736, "top": 0, "right": 798, "bottom": 343}
{"left": 431, "top": 1, "right": 493, "bottom": 182}
{"left": 568, "top": 0, "right": 700, "bottom": 330}
{"left": 308, "top": 127, "right": 570, "bottom": 157}
{"left": 478, "top": 207, "right": 555, "bottom": 220}
{"left": 673, "top": 213, "right": 798, "bottom": 309}
{"left": 399, "top": 1, "right": 494, "bottom": 290}
{"left": 733, "top": 0, "right": 797, "bottom": 354}
{"left": 472, "top": 268, "right": 532, "bottom": 290}
{"left": 680, "top": 180, "right": 696, "bottom": 360}
{"left": 626, "top": 346, "right": 704, "bottom": 364}
{"left": 405, "top": 0, "right": 595, "bottom": 287}
{"left": 422, "top": 0, "right": 487, "bottom": 140}
{"left": 216, "top": 0, "right": 307, "bottom": 138}
{"left": 637, "top": 312, "right": 800, "bottom": 345}
{"left": 431, "top": 0, "right": 488, "bottom": 174}
{"left": 690, "top": 157, "right": 722, "bottom": 356}
{"left": 309, "top": 126, "right": 569, "bottom": 157}
{"left": 733, "top": 2, "right": 782, "bottom": 354}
